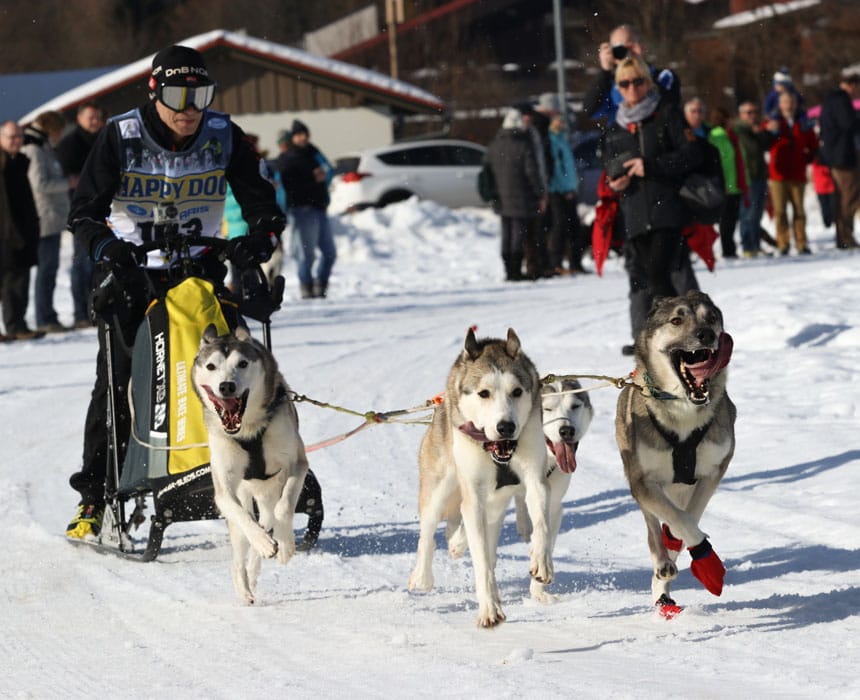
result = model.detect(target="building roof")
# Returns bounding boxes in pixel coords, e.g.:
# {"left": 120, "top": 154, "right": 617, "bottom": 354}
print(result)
{"left": 19, "top": 29, "right": 446, "bottom": 124}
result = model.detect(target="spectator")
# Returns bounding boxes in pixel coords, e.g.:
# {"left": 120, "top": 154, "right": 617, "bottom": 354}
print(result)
{"left": 818, "top": 72, "right": 860, "bottom": 250}
{"left": 55, "top": 102, "right": 106, "bottom": 328}
{"left": 583, "top": 23, "right": 680, "bottom": 124}
{"left": 278, "top": 120, "right": 336, "bottom": 299}
{"left": 547, "top": 112, "right": 587, "bottom": 274}
{"left": 0, "top": 121, "right": 42, "bottom": 341}
{"left": 766, "top": 92, "right": 818, "bottom": 255}
{"left": 518, "top": 101, "right": 552, "bottom": 278}
{"left": 764, "top": 67, "right": 805, "bottom": 121}
{"left": 65, "top": 45, "right": 284, "bottom": 540}
{"left": 702, "top": 104, "right": 748, "bottom": 259}
{"left": 811, "top": 156, "right": 836, "bottom": 229}
{"left": 601, "top": 57, "right": 703, "bottom": 355}
{"left": 484, "top": 108, "right": 546, "bottom": 281}
{"left": 734, "top": 100, "right": 774, "bottom": 257}
{"left": 21, "top": 111, "right": 71, "bottom": 333}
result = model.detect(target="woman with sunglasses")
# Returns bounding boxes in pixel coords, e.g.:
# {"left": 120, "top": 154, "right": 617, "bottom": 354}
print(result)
{"left": 601, "top": 56, "right": 705, "bottom": 354}
{"left": 65, "top": 45, "right": 286, "bottom": 540}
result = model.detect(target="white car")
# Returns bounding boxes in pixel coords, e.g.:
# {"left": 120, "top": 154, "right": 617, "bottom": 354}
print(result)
{"left": 328, "top": 139, "right": 487, "bottom": 214}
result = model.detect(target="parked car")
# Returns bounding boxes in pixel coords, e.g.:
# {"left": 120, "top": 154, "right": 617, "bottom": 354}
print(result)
{"left": 328, "top": 139, "right": 487, "bottom": 214}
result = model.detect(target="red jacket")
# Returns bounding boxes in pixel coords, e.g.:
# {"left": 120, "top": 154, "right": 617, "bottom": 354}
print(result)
{"left": 766, "top": 116, "right": 818, "bottom": 182}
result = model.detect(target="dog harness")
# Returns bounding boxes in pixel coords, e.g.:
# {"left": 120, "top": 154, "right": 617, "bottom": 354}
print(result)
{"left": 646, "top": 408, "right": 712, "bottom": 485}
{"left": 236, "top": 384, "right": 289, "bottom": 481}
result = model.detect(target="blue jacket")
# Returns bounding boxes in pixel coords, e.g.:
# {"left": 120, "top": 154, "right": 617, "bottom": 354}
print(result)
{"left": 548, "top": 131, "right": 578, "bottom": 195}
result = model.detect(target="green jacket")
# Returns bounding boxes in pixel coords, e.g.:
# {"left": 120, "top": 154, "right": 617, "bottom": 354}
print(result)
{"left": 707, "top": 126, "right": 742, "bottom": 195}
{"left": 733, "top": 120, "right": 770, "bottom": 182}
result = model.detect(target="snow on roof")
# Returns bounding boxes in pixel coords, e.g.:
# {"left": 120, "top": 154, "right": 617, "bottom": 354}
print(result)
{"left": 713, "top": 0, "right": 820, "bottom": 29}
{"left": 19, "top": 29, "right": 445, "bottom": 124}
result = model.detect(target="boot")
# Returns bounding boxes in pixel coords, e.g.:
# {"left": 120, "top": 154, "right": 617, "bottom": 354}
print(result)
{"left": 504, "top": 255, "right": 523, "bottom": 282}
{"left": 312, "top": 280, "right": 328, "bottom": 298}
{"left": 300, "top": 283, "right": 313, "bottom": 299}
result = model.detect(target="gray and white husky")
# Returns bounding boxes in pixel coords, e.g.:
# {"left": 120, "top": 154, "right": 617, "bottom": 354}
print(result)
{"left": 616, "top": 291, "right": 735, "bottom": 613}
{"left": 192, "top": 324, "right": 309, "bottom": 605}
{"left": 514, "top": 379, "right": 593, "bottom": 602}
{"left": 408, "top": 328, "right": 552, "bottom": 628}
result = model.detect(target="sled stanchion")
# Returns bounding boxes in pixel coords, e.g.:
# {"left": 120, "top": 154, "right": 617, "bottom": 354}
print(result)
{"left": 102, "top": 318, "right": 128, "bottom": 552}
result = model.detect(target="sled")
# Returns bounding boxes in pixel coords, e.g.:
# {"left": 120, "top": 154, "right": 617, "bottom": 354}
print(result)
{"left": 87, "top": 228, "right": 323, "bottom": 561}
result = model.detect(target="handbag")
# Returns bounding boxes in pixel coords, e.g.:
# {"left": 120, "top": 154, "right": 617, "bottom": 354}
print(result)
{"left": 679, "top": 172, "right": 726, "bottom": 224}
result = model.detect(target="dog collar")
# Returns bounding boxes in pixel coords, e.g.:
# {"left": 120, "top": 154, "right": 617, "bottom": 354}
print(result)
{"left": 646, "top": 408, "right": 712, "bottom": 484}
{"left": 642, "top": 371, "right": 681, "bottom": 401}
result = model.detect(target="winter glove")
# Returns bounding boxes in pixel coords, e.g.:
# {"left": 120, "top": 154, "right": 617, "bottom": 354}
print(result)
{"left": 661, "top": 523, "right": 683, "bottom": 552}
{"left": 228, "top": 231, "right": 276, "bottom": 269}
{"left": 688, "top": 539, "right": 725, "bottom": 596}
{"left": 93, "top": 237, "right": 139, "bottom": 273}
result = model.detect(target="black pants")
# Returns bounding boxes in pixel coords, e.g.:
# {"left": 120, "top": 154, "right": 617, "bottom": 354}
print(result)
{"left": 625, "top": 228, "right": 698, "bottom": 341}
{"left": 719, "top": 193, "right": 741, "bottom": 258}
{"left": 1, "top": 265, "right": 31, "bottom": 335}
{"left": 548, "top": 192, "right": 586, "bottom": 270}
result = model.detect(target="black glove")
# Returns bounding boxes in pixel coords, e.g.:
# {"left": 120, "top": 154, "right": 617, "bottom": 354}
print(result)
{"left": 94, "top": 237, "right": 139, "bottom": 272}
{"left": 229, "top": 231, "right": 275, "bottom": 269}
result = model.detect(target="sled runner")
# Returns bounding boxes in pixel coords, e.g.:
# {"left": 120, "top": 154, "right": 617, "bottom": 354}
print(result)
{"left": 86, "top": 225, "right": 323, "bottom": 561}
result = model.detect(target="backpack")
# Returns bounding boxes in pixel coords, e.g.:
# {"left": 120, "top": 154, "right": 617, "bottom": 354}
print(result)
{"left": 477, "top": 162, "right": 498, "bottom": 204}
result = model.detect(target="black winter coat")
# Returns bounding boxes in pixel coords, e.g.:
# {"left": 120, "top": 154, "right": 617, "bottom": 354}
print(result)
{"left": 484, "top": 128, "right": 544, "bottom": 219}
{"left": 601, "top": 98, "right": 703, "bottom": 238}
{"left": 819, "top": 87, "right": 860, "bottom": 169}
{"left": 69, "top": 102, "right": 284, "bottom": 260}
{"left": 55, "top": 124, "right": 99, "bottom": 178}
{"left": 278, "top": 144, "right": 330, "bottom": 210}
{"left": 0, "top": 152, "right": 40, "bottom": 270}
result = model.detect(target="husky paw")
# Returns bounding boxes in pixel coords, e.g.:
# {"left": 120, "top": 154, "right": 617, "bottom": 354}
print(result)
{"left": 249, "top": 527, "right": 278, "bottom": 559}
{"left": 476, "top": 602, "right": 506, "bottom": 628}
{"left": 447, "top": 528, "right": 468, "bottom": 559}
{"left": 408, "top": 568, "right": 434, "bottom": 592}
{"left": 276, "top": 537, "right": 296, "bottom": 564}
{"left": 656, "top": 560, "right": 679, "bottom": 581}
{"left": 530, "top": 554, "right": 553, "bottom": 584}
{"left": 530, "top": 579, "right": 558, "bottom": 604}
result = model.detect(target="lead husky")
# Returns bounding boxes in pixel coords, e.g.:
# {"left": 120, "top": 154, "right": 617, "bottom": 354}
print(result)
{"left": 514, "top": 379, "right": 593, "bottom": 602}
{"left": 408, "top": 328, "right": 552, "bottom": 628}
{"left": 616, "top": 291, "right": 735, "bottom": 615}
{"left": 192, "top": 324, "right": 309, "bottom": 604}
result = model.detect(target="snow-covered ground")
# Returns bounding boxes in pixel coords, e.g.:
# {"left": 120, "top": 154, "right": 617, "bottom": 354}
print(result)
{"left": 2, "top": 197, "right": 858, "bottom": 698}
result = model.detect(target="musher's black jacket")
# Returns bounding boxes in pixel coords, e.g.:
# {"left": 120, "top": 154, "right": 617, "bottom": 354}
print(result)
{"left": 69, "top": 101, "right": 285, "bottom": 259}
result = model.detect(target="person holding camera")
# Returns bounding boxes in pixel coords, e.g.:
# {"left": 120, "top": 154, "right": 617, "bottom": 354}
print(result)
{"left": 583, "top": 24, "right": 680, "bottom": 124}
{"left": 601, "top": 56, "right": 704, "bottom": 354}
{"left": 65, "top": 45, "right": 285, "bottom": 539}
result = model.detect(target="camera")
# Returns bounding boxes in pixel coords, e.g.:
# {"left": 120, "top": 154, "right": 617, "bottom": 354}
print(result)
{"left": 153, "top": 200, "right": 179, "bottom": 238}
{"left": 606, "top": 151, "right": 635, "bottom": 180}
{"left": 611, "top": 44, "right": 628, "bottom": 61}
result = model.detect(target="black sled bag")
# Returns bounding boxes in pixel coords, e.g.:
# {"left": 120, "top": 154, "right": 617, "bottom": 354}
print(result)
{"left": 119, "top": 276, "right": 235, "bottom": 511}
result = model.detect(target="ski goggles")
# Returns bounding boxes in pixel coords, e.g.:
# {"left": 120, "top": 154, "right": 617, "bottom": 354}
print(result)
{"left": 153, "top": 81, "right": 216, "bottom": 112}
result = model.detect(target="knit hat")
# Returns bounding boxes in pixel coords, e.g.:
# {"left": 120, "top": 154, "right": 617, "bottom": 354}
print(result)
{"left": 537, "top": 92, "right": 561, "bottom": 113}
{"left": 150, "top": 45, "right": 213, "bottom": 87}
{"left": 291, "top": 119, "right": 309, "bottom": 136}
{"left": 502, "top": 108, "right": 525, "bottom": 130}
{"left": 773, "top": 67, "right": 792, "bottom": 86}
{"left": 277, "top": 129, "right": 290, "bottom": 144}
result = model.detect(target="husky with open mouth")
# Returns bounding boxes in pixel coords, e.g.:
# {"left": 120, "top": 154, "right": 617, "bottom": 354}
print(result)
{"left": 513, "top": 379, "right": 593, "bottom": 602}
{"left": 408, "top": 328, "right": 552, "bottom": 627}
{"left": 192, "top": 324, "right": 310, "bottom": 604}
{"left": 616, "top": 291, "right": 735, "bottom": 616}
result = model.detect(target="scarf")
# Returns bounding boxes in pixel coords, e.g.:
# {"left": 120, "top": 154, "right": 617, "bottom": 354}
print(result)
{"left": 615, "top": 88, "right": 660, "bottom": 129}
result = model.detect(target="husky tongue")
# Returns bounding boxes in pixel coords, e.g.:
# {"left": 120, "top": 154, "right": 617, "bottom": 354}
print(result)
{"left": 686, "top": 332, "right": 734, "bottom": 382}
{"left": 549, "top": 440, "right": 578, "bottom": 474}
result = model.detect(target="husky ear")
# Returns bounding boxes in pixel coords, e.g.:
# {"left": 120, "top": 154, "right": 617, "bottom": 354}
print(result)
{"left": 505, "top": 328, "right": 521, "bottom": 358}
{"left": 233, "top": 325, "right": 251, "bottom": 342}
{"left": 464, "top": 327, "right": 482, "bottom": 360}
{"left": 201, "top": 324, "right": 219, "bottom": 346}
